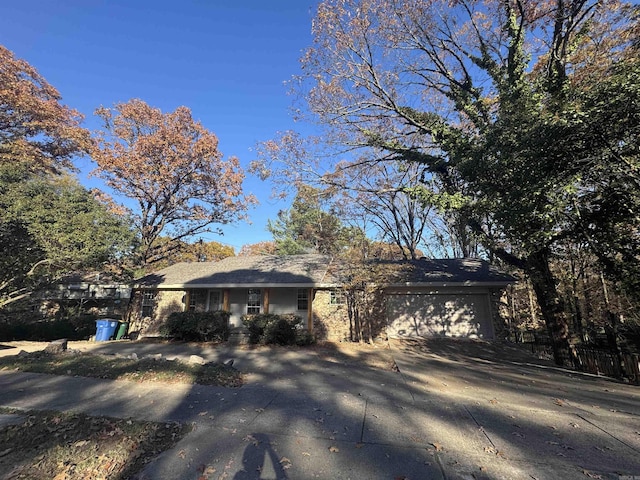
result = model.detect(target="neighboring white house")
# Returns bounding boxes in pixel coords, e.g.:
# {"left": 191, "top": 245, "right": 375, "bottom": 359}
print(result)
{"left": 36, "top": 272, "right": 132, "bottom": 319}
{"left": 127, "top": 254, "right": 514, "bottom": 341}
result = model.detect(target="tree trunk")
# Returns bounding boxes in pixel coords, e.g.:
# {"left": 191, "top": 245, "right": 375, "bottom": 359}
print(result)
{"left": 363, "top": 291, "right": 373, "bottom": 344}
{"left": 581, "top": 273, "right": 594, "bottom": 342}
{"left": 508, "top": 285, "right": 517, "bottom": 340}
{"left": 569, "top": 253, "right": 585, "bottom": 342}
{"left": 347, "top": 290, "right": 361, "bottom": 342}
{"left": 526, "top": 279, "right": 538, "bottom": 326}
{"left": 347, "top": 295, "right": 355, "bottom": 341}
{"left": 526, "top": 249, "right": 571, "bottom": 366}
{"left": 601, "top": 273, "right": 626, "bottom": 377}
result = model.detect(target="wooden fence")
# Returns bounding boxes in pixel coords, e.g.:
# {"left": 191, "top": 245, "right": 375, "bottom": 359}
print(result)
{"left": 570, "top": 346, "right": 640, "bottom": 384}
{"left": 622, "top": 352, "right": 640, "bottom": 384}
{"left": 513, "top": 331, "right": 640, "bottom": 384}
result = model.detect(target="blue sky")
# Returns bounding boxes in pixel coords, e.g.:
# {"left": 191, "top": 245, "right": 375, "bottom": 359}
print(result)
{"left": 1, "top": 1, "right": 318, "bottom": 252}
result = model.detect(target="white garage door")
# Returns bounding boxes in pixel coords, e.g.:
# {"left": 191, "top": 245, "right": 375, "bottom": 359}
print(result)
{"left": 386, "top": 293, "right": 494, "bottom": 339}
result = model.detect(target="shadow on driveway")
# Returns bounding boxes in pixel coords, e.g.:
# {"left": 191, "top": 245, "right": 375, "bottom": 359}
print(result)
{"left": 1, "top": 338, "right": 639, "bottom": 479}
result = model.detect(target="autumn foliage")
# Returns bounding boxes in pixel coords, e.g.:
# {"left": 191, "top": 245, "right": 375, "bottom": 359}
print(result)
{"left": 148, "top": 239, "right": 235, "bottom": 270}
{"left": 0, "top": 46, "right": 134, "bottom": 307}
{"left": 92, "top": 99, "right": 254, "bottom": 266}
{"left": 0, "top": 45, "right": 91, "bottom": 173}
{"left": 238, "top": 241, "right": 278, "bottom": 256}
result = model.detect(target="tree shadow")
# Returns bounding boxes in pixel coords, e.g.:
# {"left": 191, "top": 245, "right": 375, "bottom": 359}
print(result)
{"left": 387, "top": 293, "right": 493, "bottom": 339}
{"left": 1, "top": 339, "right": 640, "bottom": 479}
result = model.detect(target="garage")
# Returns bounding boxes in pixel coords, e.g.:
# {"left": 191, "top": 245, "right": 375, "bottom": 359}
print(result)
{"left": 382, "top": 258, "right": 515, "bottom": 340}
{"left": 386, "top": 290, "right": 495, "bottom": 339}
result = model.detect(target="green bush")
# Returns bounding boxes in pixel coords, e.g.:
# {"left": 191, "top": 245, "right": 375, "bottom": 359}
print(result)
{"left": 241, "top": 313, "right": 304, "bottom": 345}
{"left": 0, "top": 314, "right": 99, "bottom": 342}
{"left": 295, "top": 330, "right": 316, "bottom": 346}
{"left": 160, "top": 311, "right": 230, "bottom": 342}
{"left": 264, "top": 317, "right": 297, "bottom": 345}
{"left": 241, "top": 313, "right": 278, "bottom": 344}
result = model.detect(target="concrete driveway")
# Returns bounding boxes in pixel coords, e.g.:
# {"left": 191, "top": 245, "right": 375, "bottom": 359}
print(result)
{"left": 0, "top": 338, "right": 638, "bottom": 479}
{"left": 390, "top": 339, "right": 640, "bottom": 478}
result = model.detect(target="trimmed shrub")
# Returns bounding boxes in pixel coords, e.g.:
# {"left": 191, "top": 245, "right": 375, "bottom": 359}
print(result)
{"left": 295, "top": 330, "right": 316, "bottom": 346}
{"left": 241, "top": 313, "right": 278, "bottom": 344}
{"left": 264, "top": 317, "right": 297, "bottom": 345}
{"left": 160, "top": 311, "right": 231, "bottom": 342}
{"left": 242, "top": 313, "right": 304, "bottom": 346}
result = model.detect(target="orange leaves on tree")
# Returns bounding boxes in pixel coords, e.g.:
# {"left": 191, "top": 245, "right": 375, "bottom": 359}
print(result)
{"left": 0, "top": 45, "right": 91, "bottom": 174}
{"left": 92, "top": 99, "right": 255, "bottom": 266}
{"left": 238, "top": 241, "right": 278, "bottom": 257}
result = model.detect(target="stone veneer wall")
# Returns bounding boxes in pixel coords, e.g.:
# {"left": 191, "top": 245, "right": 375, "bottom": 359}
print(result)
{"left": 128, "top": 289, "right": 186, "bottom": 337}
{"left": 311, "top": 289, "right": 350, "bottom": 341}
{"left": 311, "top": 288, "right": 389, "bottom": 342}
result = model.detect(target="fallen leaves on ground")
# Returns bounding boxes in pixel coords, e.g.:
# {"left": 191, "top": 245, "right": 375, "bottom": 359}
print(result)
{"left": 308, "top": 341, "right": 398, "bottom": 371}
{"left": 582, "top": 469, "right": 603, "bottom": 478}
{"left": 430, "top": 442, "right": 444, "bottom": 452}
{"left": 0, "top": 409, "right": 189, "bottom": 480}
{"left": 0, "top": 351, "right": 243, "bottom": 387}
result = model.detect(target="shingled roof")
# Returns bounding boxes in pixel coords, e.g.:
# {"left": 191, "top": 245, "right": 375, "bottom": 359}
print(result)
{"left": 135, "top": 254, "right": 335, "bottom": 288}
{"left": 135, "top": 255, "right": 514, "bottom": 289}
{"left": 384, "top": 258, "right": 515, "bottom": 286}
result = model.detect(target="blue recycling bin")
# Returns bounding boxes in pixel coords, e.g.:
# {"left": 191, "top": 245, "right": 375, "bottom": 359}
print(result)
{"left": 95, "top": 320, "right": 119, "bottom": 341}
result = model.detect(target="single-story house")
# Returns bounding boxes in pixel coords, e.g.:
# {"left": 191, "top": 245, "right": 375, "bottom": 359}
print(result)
{"left": 127, "top": 254, "right": 514, "bottom": 341}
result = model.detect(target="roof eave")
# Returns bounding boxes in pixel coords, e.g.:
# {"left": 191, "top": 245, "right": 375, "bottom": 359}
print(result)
{"left": 386, "top": 281, "right": 513, "bottom": 288}
{"left": 133, "top": 283, "right": 340, "bottom": 289}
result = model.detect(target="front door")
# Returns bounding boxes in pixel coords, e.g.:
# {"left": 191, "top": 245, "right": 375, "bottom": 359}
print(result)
{"left": 207, "top": 290, "right": 222, "bottom": 311}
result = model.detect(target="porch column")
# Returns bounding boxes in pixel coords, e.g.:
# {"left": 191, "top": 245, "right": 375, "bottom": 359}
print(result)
{"left": 223, "top": 289, "right": 230, "bottom": 311}
{"left": 264, "top": 288, "right": 270, "bottom": 314}
{"left": 307, "top": 288, "right": 314, "bottom": 331}
{"left": 183, "top": 290, "right": 190, "bottom": 312}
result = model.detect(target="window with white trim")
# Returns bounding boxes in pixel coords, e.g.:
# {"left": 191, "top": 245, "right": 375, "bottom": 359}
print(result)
{"left": 297, "top": 289, "right": 309, "bottom": 310}
{"left": 247, "top": 289, "right": 261, "bottom": 314}
{"left": 141, "top": 290, "right": 157, "bottom": 317}
{"left": 330, "top": 290, "right": 346, "bottom": 305}
{"left": 188, "top": 290, "right": 205, "bottom": 311}
{"left": 208, "top": 290, "right": 222, "bottom": 311}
